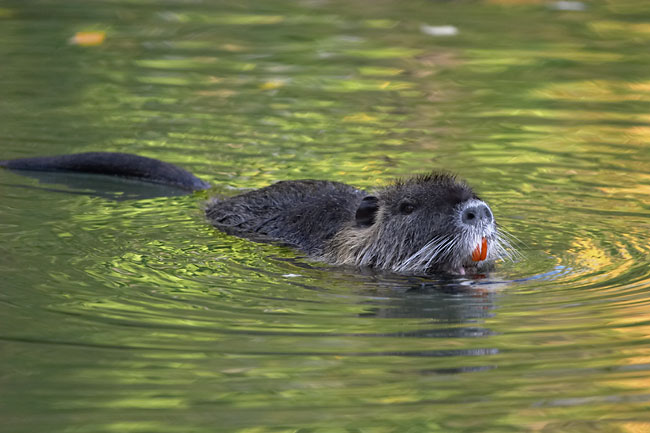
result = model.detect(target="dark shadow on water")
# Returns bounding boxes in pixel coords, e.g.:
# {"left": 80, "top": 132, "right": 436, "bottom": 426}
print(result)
{"left": 357, "top": 278, "right": 499, "bottom": 326}
{"left": 2, "top": 170, "right": 193, "bottom": 200}
{"left": 264, "top": 258, "right": 504, "bottom": 349}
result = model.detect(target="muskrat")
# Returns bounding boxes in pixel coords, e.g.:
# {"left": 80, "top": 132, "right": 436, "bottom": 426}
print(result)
{"left": 1, "top": 152, "right": 512, "bottom": 275}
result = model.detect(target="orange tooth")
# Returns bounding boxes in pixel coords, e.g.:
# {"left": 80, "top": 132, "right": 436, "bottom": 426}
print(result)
{"left": 480, "top": 237, "right": 488, "bottom": 261}
{"left": 472, "top": 243, "right": 481, "bottom": 261}
{"left": 472, "top": 237, "right": 488, "bottom": 262}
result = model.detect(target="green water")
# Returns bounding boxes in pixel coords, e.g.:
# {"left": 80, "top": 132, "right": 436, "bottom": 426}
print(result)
{"left": 2, "top": 0, "right": 650, "bottom": 432}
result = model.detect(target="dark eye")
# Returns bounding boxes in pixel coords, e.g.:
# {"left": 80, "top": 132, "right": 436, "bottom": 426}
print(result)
{"left": 399, "top": 202, "right": 416, "bottom": 215}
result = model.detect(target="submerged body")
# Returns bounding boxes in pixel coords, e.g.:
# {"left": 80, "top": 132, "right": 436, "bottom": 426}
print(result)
{"left": 2, "top": 152, "right": 510, "bottom": 275}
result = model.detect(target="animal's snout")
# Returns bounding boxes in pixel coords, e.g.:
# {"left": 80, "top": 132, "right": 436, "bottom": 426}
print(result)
{"left": 460, "top": 201, "right": 493, "bottom": 228}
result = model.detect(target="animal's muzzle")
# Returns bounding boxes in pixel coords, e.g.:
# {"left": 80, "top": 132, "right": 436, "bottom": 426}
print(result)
{"left": 460, "top": 200, "right": 493, "bottom": 228}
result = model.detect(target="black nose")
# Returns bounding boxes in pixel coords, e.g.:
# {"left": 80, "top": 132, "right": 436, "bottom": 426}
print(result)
{"left": 461, "top": 203, "right": 493, "bottom": 227}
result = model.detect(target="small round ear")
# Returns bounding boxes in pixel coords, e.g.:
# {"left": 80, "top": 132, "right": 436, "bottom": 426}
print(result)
{"left": 355, "top": 196, "right": 379, "bottom": 227}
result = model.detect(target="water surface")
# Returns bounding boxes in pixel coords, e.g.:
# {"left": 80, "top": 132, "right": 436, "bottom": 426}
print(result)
{"left": 2, "top": 0, "right": 650, "bottom": 432}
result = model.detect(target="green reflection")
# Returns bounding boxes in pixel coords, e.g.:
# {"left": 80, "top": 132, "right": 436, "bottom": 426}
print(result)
{"left": 1, "top": 0, "right": 650, "bottom": 432}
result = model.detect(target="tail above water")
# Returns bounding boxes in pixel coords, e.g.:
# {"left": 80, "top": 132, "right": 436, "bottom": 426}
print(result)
{"left": 0, "top": 152, "right": 211, "bottom": 192}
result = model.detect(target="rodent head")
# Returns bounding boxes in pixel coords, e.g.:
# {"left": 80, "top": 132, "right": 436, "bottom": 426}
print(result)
{"left": 330, "top": 173, "right": 509, "bottom": 275}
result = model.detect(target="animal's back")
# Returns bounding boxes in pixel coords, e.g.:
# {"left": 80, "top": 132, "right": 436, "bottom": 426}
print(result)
{"left": 205, "top": 180, "right": 366, "bottom": 254}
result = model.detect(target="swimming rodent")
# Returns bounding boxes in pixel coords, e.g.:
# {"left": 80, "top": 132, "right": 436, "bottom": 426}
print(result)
{"left": 1, "top": 152, "right": 511, "bottom": 275}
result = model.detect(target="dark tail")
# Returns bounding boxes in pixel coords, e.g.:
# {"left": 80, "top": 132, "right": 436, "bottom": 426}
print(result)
{"left": 0, "top": 152, "right": 211, "bottom": 192}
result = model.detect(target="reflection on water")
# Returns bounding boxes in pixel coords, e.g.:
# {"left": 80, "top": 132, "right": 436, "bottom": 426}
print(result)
{"left": 2, "top": 171, "right": 195, "bottom": 200}
{"left": 1, "top": 0, "right": 650, "bottom": 432}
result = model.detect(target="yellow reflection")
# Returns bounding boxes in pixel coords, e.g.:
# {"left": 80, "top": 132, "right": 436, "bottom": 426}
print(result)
{"left": 260, "top": 80, "right": 286, "bottom": 90}
{"left": 104, "top": 422, "right": 167, "bottom": 433}
{"left": 105, "top": 398, "right": 187, "bottom": 409}
{"left": 590, "top": 20, "right": 650, "bottom": 37}
{"left": 221, "top": 43, "right": 247, "bottom": 52}
{"left": 136, "top": 58, "right": 217, "bottom": 69}
{"left": 191, "top": 14, "right": 284, "bottom": 25}
{"left": 343, "top": 113, "right": 378, "bottom": 123}
{"left": 480, "top": 108, "right": 650, "bottom": 124}
{"left": 363, "top": 19, "right": 398, "bottom": 29}
{"left": 598, "top": 184, "right": 650, "bottom": 205}
{"left": 622, "top": 423, "right": 650, "bottom": 433}
{"left": 345, "top": 47, "right": 423, "bottom": 59}
{"left": 69, "top": 31, "right": 106, "bottom": 47}
{"left": 195, "top": 89, "right": 237, "bottom": 98}
{"left": 317, "top": 78, "right": 413, "bottom": 92}
{"left": 358, "top": 66, "right": 404, "bottom": 76}
{"left": 567, "top": 238, "right": 614, "bottom": 271}
{"left": 534, "top": 80, "right": 650, "bottom": 102}
{"left": 628, "top": 126, "right": 650, "bottom": 140}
